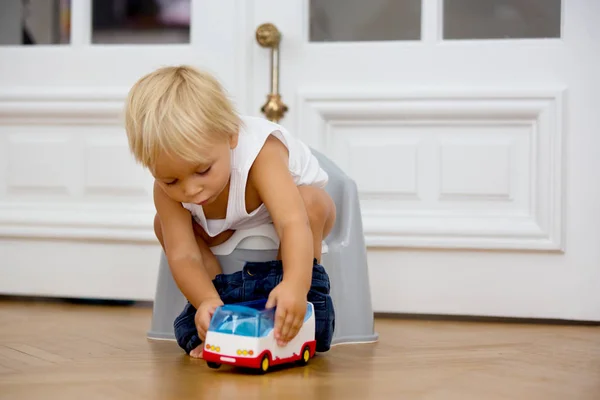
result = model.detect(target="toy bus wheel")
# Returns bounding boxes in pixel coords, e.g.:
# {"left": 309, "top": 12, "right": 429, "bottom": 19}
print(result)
{"left": 207, "top": 362, "right": 221, "bottom": 369}
{"left": 260, "top": 354, "right": 270, "bottom": 373}
{"left": 299, "top": 346, "right": 311, "bottom": 366}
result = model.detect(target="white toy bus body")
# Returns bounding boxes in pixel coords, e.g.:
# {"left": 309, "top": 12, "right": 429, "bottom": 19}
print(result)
{"left": 203, "top": 300, "right": 316, "bottom": 372}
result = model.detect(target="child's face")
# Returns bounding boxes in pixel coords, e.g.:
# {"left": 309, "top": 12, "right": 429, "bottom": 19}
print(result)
{"left": 152, "top": 135, "right": 238, "bottom": 205}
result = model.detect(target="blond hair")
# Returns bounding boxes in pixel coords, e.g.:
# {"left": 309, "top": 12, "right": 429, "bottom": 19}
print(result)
{"left": 124, "top": 65, "right": 241, "bottom": 169}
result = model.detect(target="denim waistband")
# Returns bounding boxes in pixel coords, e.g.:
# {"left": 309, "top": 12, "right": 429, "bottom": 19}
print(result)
{"left": 240, "top": 259, "right": 329, "bottom": 283}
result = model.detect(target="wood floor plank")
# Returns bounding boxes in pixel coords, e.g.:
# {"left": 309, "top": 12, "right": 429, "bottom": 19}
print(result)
{"left": 0, "top": 298, "right": 599, "bottom": 399}
{"left": 0, "top": 346, "right": 55, "bottom": 369}
{"left": 5, "top": 344, "right": 70, "bottom": 363}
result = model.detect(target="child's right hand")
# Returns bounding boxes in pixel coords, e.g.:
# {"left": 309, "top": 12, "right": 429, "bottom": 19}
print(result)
{"left": 195, "top": 297, "right": 224, "bottom": 342}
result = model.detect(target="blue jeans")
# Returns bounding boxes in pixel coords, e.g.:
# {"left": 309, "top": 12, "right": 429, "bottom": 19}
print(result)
{"left": 173, "top": 259, "right": 335, "bottom": 354}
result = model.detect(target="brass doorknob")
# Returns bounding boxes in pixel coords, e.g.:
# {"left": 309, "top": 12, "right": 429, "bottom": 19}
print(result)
{"left": 256, "top": 23, "right": 288, "bottom": 123}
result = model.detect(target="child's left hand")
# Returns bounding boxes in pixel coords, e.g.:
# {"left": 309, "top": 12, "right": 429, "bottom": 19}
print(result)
{"left": 265, "top": 279, "right": 308, "bottom": 346}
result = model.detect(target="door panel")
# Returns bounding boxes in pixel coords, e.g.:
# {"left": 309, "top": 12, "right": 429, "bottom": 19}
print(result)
{"left": 248, "top": 0, "right": 600, "bottom": 319}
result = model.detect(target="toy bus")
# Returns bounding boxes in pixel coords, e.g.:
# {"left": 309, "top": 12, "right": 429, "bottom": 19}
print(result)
{"left": 202, "top": 299, "right": 316, "bottom": 373}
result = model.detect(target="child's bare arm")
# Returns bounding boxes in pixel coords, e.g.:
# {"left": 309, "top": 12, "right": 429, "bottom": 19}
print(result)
{"left": 250, "top": 136, "right": 313, "bottom": 289}
{"left": 153, "top": 181, "right": 221, "bottom": 309}
{"left": 249, "top": 135, "right": 314, "bottom": 343}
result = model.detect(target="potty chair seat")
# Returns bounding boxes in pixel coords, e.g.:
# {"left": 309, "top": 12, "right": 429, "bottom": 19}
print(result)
{"left": 210, "top": 224, "right": 328, "bottom": 275}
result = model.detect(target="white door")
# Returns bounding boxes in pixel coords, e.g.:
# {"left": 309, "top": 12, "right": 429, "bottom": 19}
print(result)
{"left": 0, "top": 0, "right": 246, "bottom": 300}
{"left": 245, "top": 0, "right": 600, "bottom": 320}
{"left": 3, "top": 0, "right": 599, "bottom": 323}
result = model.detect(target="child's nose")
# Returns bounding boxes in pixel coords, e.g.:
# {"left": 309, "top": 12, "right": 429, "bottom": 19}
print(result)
{"left": 184, "top": 183, "right": 203, "bottom": 198}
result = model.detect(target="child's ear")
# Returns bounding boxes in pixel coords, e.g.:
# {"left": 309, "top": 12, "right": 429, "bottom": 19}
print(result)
{"left": 229, "top": 133, "right": 239, "bottom": 149}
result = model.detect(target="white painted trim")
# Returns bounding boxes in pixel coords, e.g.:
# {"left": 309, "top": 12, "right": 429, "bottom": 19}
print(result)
{"left": 0, "top": 87, "right": 129, "bottom": 149}
{"left": 0, "top": 87, "right": 127, "bottom": 119}
{"left": 0, "top": 202, "right": 156, "bottom": 242}
{"left": 298, "top": 88, "right": 566, "bottom": 251}
{"left": 70, "top": 0, "right": 92, "bottom": 46}
{"left": 0, "top": 239, "right": 160, "bottom": 300}
{"left": 421, "top": 0, "right": 442, "bottom": 43}
{"left": 233, "top": 0, "right": 255, "bottom": 115}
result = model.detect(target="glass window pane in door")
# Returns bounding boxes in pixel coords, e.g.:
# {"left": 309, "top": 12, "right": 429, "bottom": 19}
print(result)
{"left": 443, "top": 0, "right": 561, "bottom": 39}
{"left": 0, "top": 0, "right": 71, "bottom": 46}
{"left": 92, "top": 0, "right": 189, "bottom": 44}
{"left": 309, "top": 0, "right": 421, "bottom": 42}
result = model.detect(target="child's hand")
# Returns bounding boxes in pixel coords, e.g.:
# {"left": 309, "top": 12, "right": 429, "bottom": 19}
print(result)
{"left": 195, "top": 297, "right": 224, "bottom": 342}
{"left": 265, "top": 280, "right": 308, "bottom": 346}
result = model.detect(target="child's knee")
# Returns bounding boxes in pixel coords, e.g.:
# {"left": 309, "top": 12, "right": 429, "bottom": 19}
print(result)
{"left": 173, "top": 302, "right": 201, "bottom": 354}
{"left": 172, "top": 272, "right": 244, "bottom": 354}
{"left": 298, "top": 186, "right": 332, "bottom": 227}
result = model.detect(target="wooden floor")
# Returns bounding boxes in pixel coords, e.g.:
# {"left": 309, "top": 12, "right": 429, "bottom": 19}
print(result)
{"left": 0, "top": 298, "right": 599, "bottom": 400}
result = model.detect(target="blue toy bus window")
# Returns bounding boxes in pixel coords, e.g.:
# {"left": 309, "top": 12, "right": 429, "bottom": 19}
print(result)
{"left": 208, "top": 300, "right": 311, "bottom": 337}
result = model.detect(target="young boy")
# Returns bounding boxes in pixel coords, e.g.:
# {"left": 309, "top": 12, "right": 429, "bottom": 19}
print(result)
{"left": 124, "top": 65, "right": 336, "bottom": 358}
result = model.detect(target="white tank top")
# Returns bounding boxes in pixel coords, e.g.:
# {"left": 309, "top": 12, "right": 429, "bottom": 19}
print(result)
{"left": 181, "top": 116, "right": 328, "bottom": 238}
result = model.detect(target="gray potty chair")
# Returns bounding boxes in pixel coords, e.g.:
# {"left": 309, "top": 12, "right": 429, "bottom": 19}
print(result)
{"left": 147, "top": 149, "right": 379, "bottom": 347}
